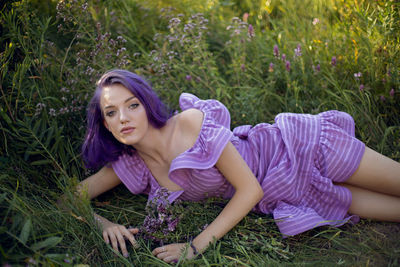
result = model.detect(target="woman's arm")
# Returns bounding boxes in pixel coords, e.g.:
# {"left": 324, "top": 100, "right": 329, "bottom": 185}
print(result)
{"left": 76, "top": 165, "right": 121, "bottom": 199}
{"left": 193, "top": 141, "right": 264, "bottom": 249}
{"left": 153, "top": 141, "right": 264, "bottom": 262}
{"left": 60, "top": 166, "right": 139, "bottom": 257}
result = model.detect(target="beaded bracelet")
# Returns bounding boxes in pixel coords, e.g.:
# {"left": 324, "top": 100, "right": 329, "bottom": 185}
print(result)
{"left": 189, "top": 241, "right": 199, "bottom": 255}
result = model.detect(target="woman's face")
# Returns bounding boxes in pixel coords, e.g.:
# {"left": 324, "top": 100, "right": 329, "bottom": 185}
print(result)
{"left": 100, "top": 83, "right": 149, "bottom": 146}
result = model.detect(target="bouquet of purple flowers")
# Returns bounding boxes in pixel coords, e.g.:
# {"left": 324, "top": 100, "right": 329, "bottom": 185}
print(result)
{"left": 139, "top": 188, "right": 184, "bottom": 244}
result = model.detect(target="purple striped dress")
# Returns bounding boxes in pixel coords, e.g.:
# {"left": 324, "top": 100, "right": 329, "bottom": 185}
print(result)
{"left": 112, "top": 93, "right": 365, "bottom": 236}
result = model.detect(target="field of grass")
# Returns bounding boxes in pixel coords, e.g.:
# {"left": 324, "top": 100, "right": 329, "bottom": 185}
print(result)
{"left": 1, "top": 0, "right": 399, "bottom": 266}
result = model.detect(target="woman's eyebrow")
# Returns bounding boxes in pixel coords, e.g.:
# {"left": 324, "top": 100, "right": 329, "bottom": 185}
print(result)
{"left": 104, "top": 96, "right": 137, "bottom": 109}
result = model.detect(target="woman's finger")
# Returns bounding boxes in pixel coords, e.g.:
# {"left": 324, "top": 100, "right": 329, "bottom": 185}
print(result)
{"left": 108, "top": 232, "right": 119, "bottom": 253}
{"left": 102, "top": 231, "right": 110, "bottom": 244}
{"left": 115, "top": 229, "right": 129, "bottom": 257}
{"left": 128, "top": 228, "right": 139, "bottom": 234}
{"left": 121, "top": 227, "right": 138, "bottom": 248}
{"left": 152, "top": 246, "right": 166, "bottom": 256}
{"left": 163, "top": 255, "right": 178, "bottom": 263}
{"left": 156, "top": 251, "right": 168, "bottom": 260}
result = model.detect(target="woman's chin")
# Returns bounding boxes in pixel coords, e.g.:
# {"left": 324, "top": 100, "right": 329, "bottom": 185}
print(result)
{"left": 118, "top": 137, "right": 138, "bottom": 146}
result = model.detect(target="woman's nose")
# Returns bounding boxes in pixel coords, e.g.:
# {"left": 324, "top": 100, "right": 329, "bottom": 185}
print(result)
{"left": 119, "top": 109, "right": 130, "bottom": 123}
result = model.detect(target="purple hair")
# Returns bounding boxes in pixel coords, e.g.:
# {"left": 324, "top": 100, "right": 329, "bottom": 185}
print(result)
{"left": 82, "top": 69, "right": 172, "bottom": 169}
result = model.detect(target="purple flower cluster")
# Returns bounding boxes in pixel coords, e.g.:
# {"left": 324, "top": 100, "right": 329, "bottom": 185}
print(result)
{"left": 285, "top": 60, "right": 291, "bottom": 72}
{"left": 164, "top": 13, "right": 208, "bottom": 46}
{"left": 139, "top": 188, "right": 182, "bottom": 243}
{"left": 390, "top": 88, "right": 395, "bottom": 97}
{"left": 273, "top": 45, "right": 279, "bottom": 58}
{"left": 312, "top": 64, "right": 321, "bottom": 73}
{"left": 269, "top": 63, "right": 274, "bottom": 72}
{"left": 225, "top": 16, "right": 255, "bottom": 46}
{"left": 294, "top": 44, "right": 302, "bottom": 57}
{"left": 35, "top": 103, "right": 46, "bottom": 117}
{"left": 271, "top": 45, "right": 295, "bottom": 72}
{"left": 149, "top": 12, "right": 209, "bottom": 77}
{"left": 40, "top": 0, "right": 132, "bottom": 118}
{"left": 226, "top": 17, "right": 247, "bottom": 36}
{"left": 56, "top": 0, "right": 90, "bottom": 32}
{"left": 354, "top": 72, "right": 362, "bottom": 80}
{"left": 331, "top": 56, "right": 337, "bottom": 66}
{"left": 248, "top": 24, "right": 255, "bottom": 38}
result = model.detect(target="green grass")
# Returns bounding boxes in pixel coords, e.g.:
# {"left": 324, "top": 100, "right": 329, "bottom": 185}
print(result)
{"left": 1, "top": 0, "right": 400, "bottom": 265}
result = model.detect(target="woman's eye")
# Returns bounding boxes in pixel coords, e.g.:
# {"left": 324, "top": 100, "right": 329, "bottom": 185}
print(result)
{"left": 129, "top": 103, "right": 139, "bottom": 109}
{"left": 106, "top": 111, "right": 115, "bottom": 117}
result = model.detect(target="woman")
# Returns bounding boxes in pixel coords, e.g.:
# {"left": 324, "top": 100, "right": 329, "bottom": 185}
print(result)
{"left": 78, "top": 69, "right": 400, "bottom": 263}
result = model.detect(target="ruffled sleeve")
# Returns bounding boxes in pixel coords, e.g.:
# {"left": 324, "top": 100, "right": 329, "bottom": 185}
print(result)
{"left": 111, "top": 152, "right": 150, "bottom": 195}
{"left": 168, "top": 93, "right": 233, "bottom": 188}
{"left": 179, "top": 93, "right": 231, "bottom": 129}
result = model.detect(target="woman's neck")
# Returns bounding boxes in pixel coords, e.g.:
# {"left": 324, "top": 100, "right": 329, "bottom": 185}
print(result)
{"left": 134, "top": 117, "right": 177, "bottom": 165}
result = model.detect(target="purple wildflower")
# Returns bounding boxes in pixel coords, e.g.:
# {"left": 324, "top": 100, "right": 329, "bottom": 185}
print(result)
{"left": 168, "top": 17, "right": 181, "bottom": 29}
{"left": 281, "top": 53, "right": 286, "bottom": 61}
{"left": 285, "top": 60, "right": 291, "bottom": 72}
{"left": 313, "top": 63, "right": 321, "bottom": 73}
{"left": 354, "top": 72, "right": 362, "bottom": 79}
{"left": 49, "top": 108, "right": 56, "bottom": 117}
{"left": 35, "top": 103, "right": 46, "bottom": 116}
{"left": 294, "top": 44, "right": 302, "bottom": 57}
{"left": 359, "top": 84, "right": 364, "bottom": 91}
{"left": 139, "top": 187, "right": 183, "bottom": 243}
{"left": 248, "top": 24, "right": 255, "bottom": 38}
{"left": 82, "top": 3, "right": 88, "bottom": 11}
{"left": 269, "top": 62, "right": 274, "bottom": 72}
{"left": 273, "top": 45, "right": 279, "bottom": 58}
{"left": 380, "top": 95, "right": 386, "bottom": 102}
{"left": 185, "top": 75, "right": 192, "bottom": 81}
{"left": 390, "top": 88, "right": 395, "bottom": 97}
{"left": 27, "top": 258, "right": 37, "bottom": 265}
{"left": 241, "top": 64, "right": 246, "bottom": 71}
{"left": 331, "top": 56, "right": 337, "bottom": 67}
{"left": 167, "top": 218, "right": 179, "bottom": 231}
{"left": 116, "top": 47, "right": 126, "bottom": 57}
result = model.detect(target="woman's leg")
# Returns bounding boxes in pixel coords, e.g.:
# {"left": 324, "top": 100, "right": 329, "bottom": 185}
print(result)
{"left": 343, "top": 146, "right": 400, "bottom": 197}
{"left": 340, "top": 184, "right": 400, "bottom": 222}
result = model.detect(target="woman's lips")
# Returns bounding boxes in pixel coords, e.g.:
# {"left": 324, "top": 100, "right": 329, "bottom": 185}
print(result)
{"left": 120, "top": 127, "right": 135, "bottom": 134}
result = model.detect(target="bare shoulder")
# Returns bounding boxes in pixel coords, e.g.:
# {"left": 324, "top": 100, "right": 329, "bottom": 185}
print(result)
{"left": 176, "top": 108, "right": 204, "bottom": 137}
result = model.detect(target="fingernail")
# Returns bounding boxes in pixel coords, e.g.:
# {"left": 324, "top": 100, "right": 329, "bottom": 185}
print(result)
{"left": 124, "top": 253, "right": 129, "bottom": 258}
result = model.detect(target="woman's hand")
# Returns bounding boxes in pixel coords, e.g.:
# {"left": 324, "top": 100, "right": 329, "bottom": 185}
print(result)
{"left": 152, "top": 243, "right": 195, "bottom": 263}
{"left": 100, "top": 219, "right": 139, "bottom": 258}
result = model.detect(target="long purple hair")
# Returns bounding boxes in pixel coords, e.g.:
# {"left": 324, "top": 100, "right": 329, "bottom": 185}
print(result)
{"left": 82, "top": 69, "right": 172, "bottom": 169}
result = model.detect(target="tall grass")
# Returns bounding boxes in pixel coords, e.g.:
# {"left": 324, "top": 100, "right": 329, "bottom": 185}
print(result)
{"left": 1, "top": 0, "right": 399, "bottom": 265}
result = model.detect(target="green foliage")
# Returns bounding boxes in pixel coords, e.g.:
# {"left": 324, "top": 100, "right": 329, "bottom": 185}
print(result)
{"left": 1, "top": 0, "right": 399, "bottom": 265}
